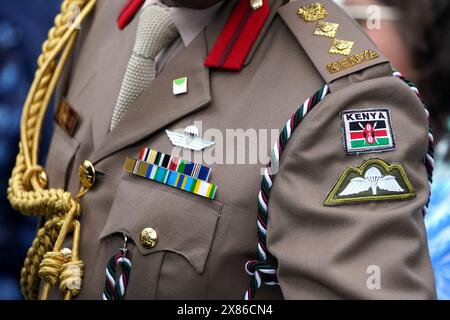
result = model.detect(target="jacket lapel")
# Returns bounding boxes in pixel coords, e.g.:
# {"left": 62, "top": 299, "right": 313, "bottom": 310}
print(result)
{"left": 92, "top": 30, "right": 211, "bottom": 163}
{"left": 91, "top": 14, "right": 139, "bottom": 152}
{"left": 91, "top": 0, "right": 284, "bottom": 163}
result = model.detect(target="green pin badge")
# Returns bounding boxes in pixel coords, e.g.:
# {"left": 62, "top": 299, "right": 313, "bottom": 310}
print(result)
{"left": 173, "top": 77, "right": 188, "bottom": 95}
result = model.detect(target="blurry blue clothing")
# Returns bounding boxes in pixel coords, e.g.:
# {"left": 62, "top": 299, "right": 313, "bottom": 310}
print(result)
{"left": 426, "top": 136, "right": 450, "bottom": 300}
{"left": 0, "top": 0, "right": 60, "bottom": 299}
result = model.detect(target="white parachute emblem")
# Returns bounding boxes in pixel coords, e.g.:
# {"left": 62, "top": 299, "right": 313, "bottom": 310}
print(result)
{"left": 339, "top": 166, "right": 404, "bottom": 196}
{"left": 165, "top": 125, "right": 215, "bottom": 151}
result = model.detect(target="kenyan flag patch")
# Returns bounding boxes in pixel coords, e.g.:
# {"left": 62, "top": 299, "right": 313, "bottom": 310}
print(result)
{"left": 341, "top": 109, "right": 396, "bottom": 155}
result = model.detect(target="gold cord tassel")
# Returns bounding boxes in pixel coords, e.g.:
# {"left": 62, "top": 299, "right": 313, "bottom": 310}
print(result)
{"left": 7, "top": 0, "right": 97, "bottom": 300}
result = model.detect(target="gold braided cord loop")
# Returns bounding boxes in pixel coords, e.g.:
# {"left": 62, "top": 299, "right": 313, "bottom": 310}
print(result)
{"left": 20, "top": 216, "right": 62, "bottom": 300}
{"left": 24, "top": 0, "right": 87, "bottom": 167}
{"left": 7, "top": 0, "right": 97, "bottom": 300}
{"left": 60, "top": 220, "right": 83, "bottom": 299}
{"left": 10, "top": 151, "right": 74, "bottom": 217}
{"left": 39, "top": 252, "right": 67, "bottom": 286}
{"left": 60, "top": 260, "right": 84, "bottom": 297}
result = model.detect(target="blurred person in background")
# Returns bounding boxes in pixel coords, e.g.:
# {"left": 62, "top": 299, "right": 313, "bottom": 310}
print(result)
{"left": 339, "top": 0, "right": 450, "bottom": 299}
{"left": 0, "top": 0, "right": 60, "bottom": 299}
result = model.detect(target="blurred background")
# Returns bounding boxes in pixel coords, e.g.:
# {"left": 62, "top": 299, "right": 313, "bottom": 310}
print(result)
{"left": 340, "top": 0, "right": 450, "bottom": 299}
{"left": 0, "top": 0, "right": 60, "bottom": 299}
{"left": 0, "top": 0, "right": 449, "bottom": 299}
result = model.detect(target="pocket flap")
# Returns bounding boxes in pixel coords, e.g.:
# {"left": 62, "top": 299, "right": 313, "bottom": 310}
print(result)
{"left": 100, "top": 176, "right": 221, "bottom": 274}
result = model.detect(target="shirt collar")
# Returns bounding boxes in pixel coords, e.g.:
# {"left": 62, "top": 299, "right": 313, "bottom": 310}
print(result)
{"left": 143, "top": 0, "right": 224, "bottom": 47}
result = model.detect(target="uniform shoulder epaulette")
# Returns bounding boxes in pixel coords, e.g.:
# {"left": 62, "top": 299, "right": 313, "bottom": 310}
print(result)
{"left": 278, "top": 0, "right": 388, "bottom": 83}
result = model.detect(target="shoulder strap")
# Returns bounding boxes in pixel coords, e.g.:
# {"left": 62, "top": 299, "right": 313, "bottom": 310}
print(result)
{"left": 278, "top": 0, "right": 388, "bottom": 83}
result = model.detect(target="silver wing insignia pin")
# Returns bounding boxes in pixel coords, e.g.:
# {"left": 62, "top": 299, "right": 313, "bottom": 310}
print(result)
{"left": 166, "top": 125, "right": 215, "bottom": 151}
{"left": 339, "top": 167, "right": 404, "bottom": 196}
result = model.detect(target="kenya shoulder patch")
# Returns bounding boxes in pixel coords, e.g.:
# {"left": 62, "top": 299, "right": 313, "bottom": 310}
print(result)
{"left": 341, "top": 109, "right": 396, "bottom": 155}
{"left": 324, "top": 159, "right": 415, "bottom": 206}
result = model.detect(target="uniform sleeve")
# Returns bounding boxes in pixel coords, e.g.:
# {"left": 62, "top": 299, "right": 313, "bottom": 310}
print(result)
{"left": 266, "top": 74, "right": 437, "bottom": 299}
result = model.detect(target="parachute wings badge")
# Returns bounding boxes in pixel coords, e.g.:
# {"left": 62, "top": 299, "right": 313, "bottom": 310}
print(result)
{"left": 166, "top": 125, "right": 215, "bottom": 151}
{"left": 324, "top": 159, "right": 416, "bottom": 206}
{"left": 339, "top": 167, "right": 404, "bottom": 196}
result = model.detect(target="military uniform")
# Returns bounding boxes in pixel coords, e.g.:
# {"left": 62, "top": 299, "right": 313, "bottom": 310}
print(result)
{"left": 39, "top": 0, "right": 435, "bottom": 299}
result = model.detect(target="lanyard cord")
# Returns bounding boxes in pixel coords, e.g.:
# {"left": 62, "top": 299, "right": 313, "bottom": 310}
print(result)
{"left": 7, "top": 0, "right": 97, "bottom": 300}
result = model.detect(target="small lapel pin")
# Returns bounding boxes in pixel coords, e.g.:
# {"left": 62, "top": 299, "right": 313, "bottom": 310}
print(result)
{"left": 173, "top": 77, "right": 188, "bottom": 95}
{"left": 166, "top": 125, "right": 214, "bottom": 151}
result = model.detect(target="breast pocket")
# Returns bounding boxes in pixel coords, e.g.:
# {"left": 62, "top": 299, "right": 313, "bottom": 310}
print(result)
{"left": 99, "top": 175, "right": 222, "bottom": 277}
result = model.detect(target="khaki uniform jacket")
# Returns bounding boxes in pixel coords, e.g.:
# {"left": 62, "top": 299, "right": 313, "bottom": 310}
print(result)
{"left": 45, "top": 0, "right": 436, "bottom": 299}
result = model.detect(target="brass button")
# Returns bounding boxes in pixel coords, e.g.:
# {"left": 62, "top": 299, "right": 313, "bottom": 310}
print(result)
{"left": 79, "top": 160, "right": 96, "bottom": 189}
{"left": 140, "top": 228, "right": 158, "bottom": 248}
